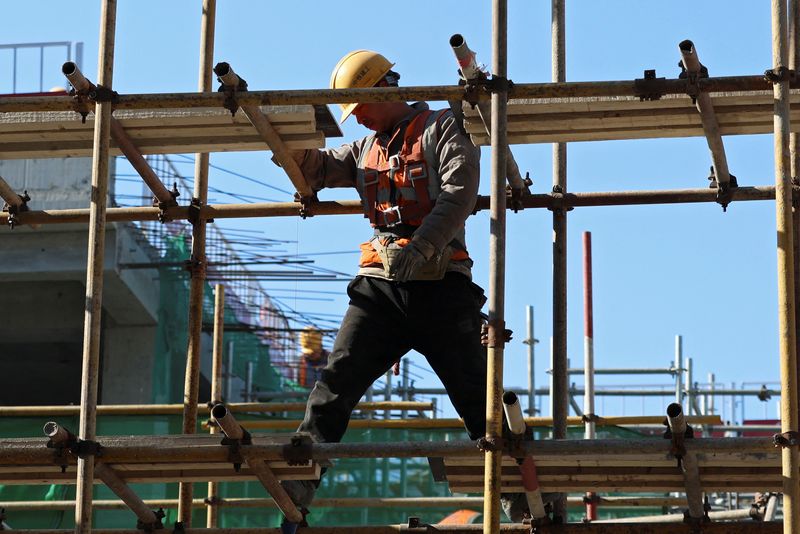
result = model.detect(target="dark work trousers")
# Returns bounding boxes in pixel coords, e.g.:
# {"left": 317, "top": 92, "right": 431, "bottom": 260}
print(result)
{"left": 298, "top": 272, "right": 488, "bottom": 443}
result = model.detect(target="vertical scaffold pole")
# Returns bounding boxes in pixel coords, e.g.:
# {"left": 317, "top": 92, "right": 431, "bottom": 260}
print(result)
{"left": 551, "top": 0, "right": 568, "bottom": 521}
{"left": 790, "top": 0, "right": 800, "bottom": 433}
{"left": 526, "top": 305, "right": 536, "bottom": 415}
{"left": 582, "top": 231, "right": 596, "bottom": 521}
{"left": 179, "top": 0, "right": 216, "bottom": 525}
{"left": 207, "top": 284, "right": 225, "bottom": 527}
{"left": 772, "top": 1, "right": 800, "bottom": 533}
{"left": 482, "top": 0, "right": 508, "bottom": 532}
{"left": 74, "top": 1, "right": 116, "bottom": 533}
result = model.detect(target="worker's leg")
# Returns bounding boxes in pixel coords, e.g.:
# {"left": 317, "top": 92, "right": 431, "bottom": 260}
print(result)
{"left": 410, "top": 273, "right": 487, "bottom": 440}
{"left": 299, "top": 276, "right": 412, "bottom": 444}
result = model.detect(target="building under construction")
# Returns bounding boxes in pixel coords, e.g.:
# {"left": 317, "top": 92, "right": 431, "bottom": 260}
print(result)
{"left": 2, "top": 1, "right": 800, "bottom": 533}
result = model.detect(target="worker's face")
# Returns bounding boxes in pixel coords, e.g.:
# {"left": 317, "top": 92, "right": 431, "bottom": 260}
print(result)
{"left": 352, "top": 103, "right": 391, "bottom": 133}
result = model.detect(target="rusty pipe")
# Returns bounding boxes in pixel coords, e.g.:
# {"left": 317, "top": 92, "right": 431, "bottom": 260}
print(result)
{"left": 210, "top": 403, "right": 244, "bottom": 440}
{"left": 679, "top": 40, "right": 732, "bottom": 196}
{"left": 213, "top": 62, "right": 312, "bottom": 197}
{"left": 62, "top": 62, "right": 175, "bottom": 206}
{"left": 449, "top": 34, "right": 526, "bottom": 193}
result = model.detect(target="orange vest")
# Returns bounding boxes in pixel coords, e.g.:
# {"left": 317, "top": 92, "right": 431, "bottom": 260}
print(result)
{"left": 356, "top": 109, "right": 469, "bottom": 268}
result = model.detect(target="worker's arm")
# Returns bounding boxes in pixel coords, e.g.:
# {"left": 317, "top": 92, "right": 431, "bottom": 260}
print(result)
{"left": 412, "top": 112, "right": 480, "bottom": 254}
{"left": 280, "top": 138, "right": 370, "bottom": 192}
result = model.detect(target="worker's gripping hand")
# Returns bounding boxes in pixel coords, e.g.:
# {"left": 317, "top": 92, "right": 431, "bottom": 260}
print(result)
{"left": 390, "top": 237, "right": 435, "bottom": 282}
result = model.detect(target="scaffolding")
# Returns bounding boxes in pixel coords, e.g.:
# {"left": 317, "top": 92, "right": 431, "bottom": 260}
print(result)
{"left": 2, "top": 0, "right": 800, "bottom": 533}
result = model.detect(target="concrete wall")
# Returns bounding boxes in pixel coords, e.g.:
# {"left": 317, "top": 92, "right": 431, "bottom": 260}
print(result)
{"left": 0, "top": 157, "right": 165, "bottom": 406}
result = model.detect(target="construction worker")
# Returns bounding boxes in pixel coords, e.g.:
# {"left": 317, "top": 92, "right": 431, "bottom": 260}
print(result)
{"left": 276, "top": 50, "right": 532, "bottom": 526}
{"left": 297, "top": 327, "right": 329, "bottom": 388}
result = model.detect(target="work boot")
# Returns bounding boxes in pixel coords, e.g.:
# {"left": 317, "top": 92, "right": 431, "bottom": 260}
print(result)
{"left": 280, "top": 479, "right": 317, "bottom": 509}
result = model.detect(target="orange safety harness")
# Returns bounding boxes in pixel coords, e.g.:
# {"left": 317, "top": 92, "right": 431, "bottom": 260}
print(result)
{"left": 357, "top": 109, "right": 469, "bottom": 268}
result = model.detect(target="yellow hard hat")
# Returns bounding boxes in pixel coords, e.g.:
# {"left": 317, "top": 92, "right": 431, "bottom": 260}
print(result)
{"left": 330, "top": 50, "right": 395, "bottom": 124}
{"left": 300, "top": 327, "right": 323, "bottom": 355}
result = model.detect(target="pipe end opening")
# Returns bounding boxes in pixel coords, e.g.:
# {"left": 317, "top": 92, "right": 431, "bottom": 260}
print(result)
{"left": 449, "top": 34, "right": 465, "bottom": 48}
{"left": 666, "top": 403, "right": 683, "bottom": 418}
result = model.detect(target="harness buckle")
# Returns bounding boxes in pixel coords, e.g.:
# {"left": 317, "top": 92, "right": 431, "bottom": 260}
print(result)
{"left": 406, "top": 162, "right": 428, "bottom": 182}
{"left": 388, "top": 155, "right": 401, "bottom": 171}
{"left": 378, "top": 205, "right": 403, "bottom": 227}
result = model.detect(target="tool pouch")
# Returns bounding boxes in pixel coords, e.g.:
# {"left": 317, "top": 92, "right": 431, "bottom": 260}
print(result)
{"left": 371, "top": 237, "right": 453, "bottom": 281}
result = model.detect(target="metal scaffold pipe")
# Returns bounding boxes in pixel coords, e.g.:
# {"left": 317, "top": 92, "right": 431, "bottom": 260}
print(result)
{"left": 74, "top": 2, "right": 117, "bottom": 533}
{"left": 0, "top": 75, "right": 790, "bottom": 113}
{"left": 179, "top": 0, "right": 216, "bottom": 523}
{"left": 678, "top": 40, "right": 733, "bottom": 207}
{"left": 773, "top": 0, "right": 800, "bottom": 530}
{"left": 482, "top": 0, "right": 509, "bottom": 531}
{"left": 449, "top": 33, "right": 527, "bottom": 195}
{"left": 207, "top": 284, "right": 224, "bottom": 528}
{"left": 551, "top": 0, "right": 568, "bottom": 520}
{"left": 0, "top": 186, "right": 782, "bottom": 227}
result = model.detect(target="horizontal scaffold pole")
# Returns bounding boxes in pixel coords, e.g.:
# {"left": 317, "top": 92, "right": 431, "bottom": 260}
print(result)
{"left": 0, "top": 186, "right": 780, "bottom": 227}
{"left": 237, "top": 414, "right": 721, "bottom": 431}
{"left": 0, "top": 496, "right": 686, "bottom": 511}
{"left": 4, "top": 522, "right": 784, "bottom": 533}
{"left": 0, "top": 74, "right": 789, "bottom": 113}
{"left": 0, "top": 437, "right": 778, "bottom": 465}
{"left": 0, "top": 401, "right": 432, "bottom": 417}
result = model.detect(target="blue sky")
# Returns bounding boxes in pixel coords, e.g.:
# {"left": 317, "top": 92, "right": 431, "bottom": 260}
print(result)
{"left": 0, "top": 1, "right": 784, "bottom": 423}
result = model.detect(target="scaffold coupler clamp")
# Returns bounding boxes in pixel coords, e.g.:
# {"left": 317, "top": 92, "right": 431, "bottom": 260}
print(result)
{"left": 68, "top": 87, "right": 92, "bottom": 123}
{"left": 634, "top": 69, "right": 666, "bottom": 101}
{"left": 462, "top": 74, "right": 514, "bottom": 107}
{"left": 508, "top": 172, "right": 534, "bottom": 213}
{"left": 283, "top": 433, "right": 314, "bottom": 466}
{"left": 707, "top": 166, "right": 738, "bottom": 212}
{"left": 216, "top": 66, "right": 248, "bottom": 117}
{"left": 757, "top": 385, "right": 772, "bottom": 402}
{"left": 764, "top": 66, "right": 795, "bottom": 85}
{"left": 678, "top": 59, "right": 709, "bottom": 105}
{"left": 137, "top": 508, "right": 165, "bottom": 532}
{"left": 477, "top": 435, "right": 505, "bottom": 453}
{"left": 548, "top": 184, "right": 573, "bottom": 213}
{"left": 3, "top": 190, "right": 30, "bottom": 229}
{"left": 220, "top": 427, "right": 252, "bottom": 472}
{"left": 480, "top": 314, "right": 512, "bottom": 348}
{"left": 0, "top": 507, "right": 5, "bottom": 530}
{"left": 663, "top": 419, "right": 694, "bottom": 468}
{"left": 154, "top": 183, "right": 180, "bottom": 223}
{"left": 294, "top": 191, "right": 318, "bottom": 219}
{"left": 773, "top": 430, "right": 799, "bottom": 448}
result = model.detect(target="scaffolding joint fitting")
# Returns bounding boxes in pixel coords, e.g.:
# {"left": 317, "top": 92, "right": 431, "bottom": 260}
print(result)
{"left": 634, "top": 69, "right": 666, "bottom": 101}
{"left": 154, "top": 183, "right": 180, "bottom": 223}
{"left": 477, "top": 435, "right": 505, "bottom": 452}
{"left": 462, "top": 75, "right": 512, "bottom": 106}
{"left": 89, "top": 84, "right": 119, "bottom": 104}
{"left": 764, "top": 66, "right": 795, "bottom": 84}
{"left": 678, "top": 60, "right": 709, "bottom": 105}
{"left": 548, "top": 185, "right": 573, "bottom": 212}
{"left": 508, "top": 172, "right": 534, "bottom": 213}
{"left": 2, "top": 190, "right": 30, "bottom": 229}
{"left": 0, "top": 508, "right": 5, "bottom": 530}
{"left": 215, "top": 64, "right": 249, "bottom": 117}
{"left": 757, "top": 385, "right": 772, "bottom": 402}
{"left": 136, "top": 508, "right": 165, "bottom": 532}
{"left": 172, "top": 521, "right": 185, "bottom": 534}
{"left": 183, "top": 258, "right": 206, "bottom": 279}
{"left": 187, "top": 197, "right": 203, "bottom": 226}
{"left": 221, "top": 428, "right": 252, "bottom": 472}
{"left": 480, "top": 317, "right": 512, "bottom": 348}
{"left": 283, "top": 433, "right": 314, "bottom": 466}
{"left": 773, "top": 430, "right": 799, "bottom": 448}
{"left": 406, "top": 517, "right": 423, "bottom": 528}
{"left": 708, "top": 166, "right": 738, "bottom": 212}
{"left": 72, "top": 438, "right": 103, "bottom": 459}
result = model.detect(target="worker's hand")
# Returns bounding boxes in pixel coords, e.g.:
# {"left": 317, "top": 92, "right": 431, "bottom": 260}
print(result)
{"left": 389, "top": 237, "right": 436, "bottom": 282}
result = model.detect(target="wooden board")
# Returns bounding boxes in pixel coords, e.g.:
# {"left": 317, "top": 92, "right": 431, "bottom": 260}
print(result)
{"left": 0, "top": 433, "right": 322, "bottom": 485}
{"left": 463, "top": 90, "right": 800, "bottom": 145}
{"left": 0, "top": 105, "right": 341, "bottom": 159}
